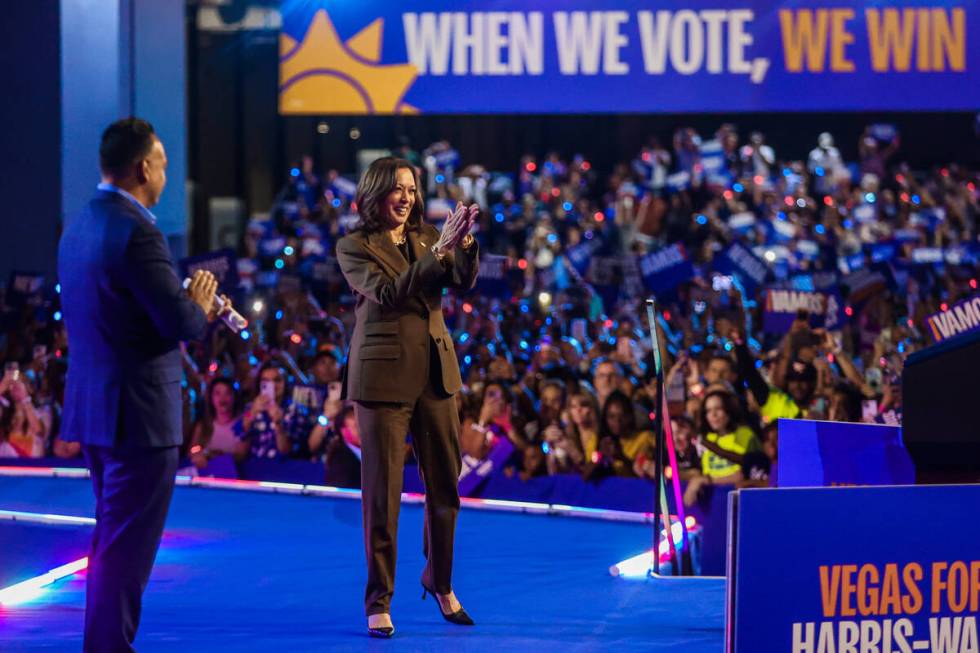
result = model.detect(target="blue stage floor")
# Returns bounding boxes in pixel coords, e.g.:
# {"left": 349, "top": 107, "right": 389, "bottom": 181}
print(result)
{"left": 0, "top": 475, "right": 725, "bottom": 652}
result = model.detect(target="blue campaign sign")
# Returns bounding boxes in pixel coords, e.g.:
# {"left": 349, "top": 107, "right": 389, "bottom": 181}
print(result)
{"left": 776, "top": 419, "right": 914, "bottom": 488}
{"left": 714, "top": 242, "right": 769, "bottom": 292}
{"left": 475, "top": 254, "right": 514, "bottom": 298}
{"left": 762, "top": 288, "right": 846, "bottom": 332}
{"left": 639, "top": 243, "right": 694, "bottom": 295}
{"left": 279, "top": 3, "right": 978, "bottom": 115}
{"left": 925, "top": 293, "right": 980, "bottom": 343}
{"left": 729, "top": 484, "right": 980, "bottom": 653}
{"left": 565, "top": 240, "right": 597, "bottom": 277}
{"left": 178, "top": 249, "right": 240, "bottom": 295}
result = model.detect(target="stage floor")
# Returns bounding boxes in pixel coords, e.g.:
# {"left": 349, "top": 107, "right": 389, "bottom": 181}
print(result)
{"left": 0, "top": 475, "right": 725, "bottom": 652}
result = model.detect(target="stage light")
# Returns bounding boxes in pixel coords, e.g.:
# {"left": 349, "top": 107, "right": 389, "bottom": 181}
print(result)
{"left": 695, "top": 214, "right": 707, "bottom": 225}
{"left": 274, "top": 259, "right": 285, "bottom": 269}
{"left": 316, "top": 122, "right": 329, "bottom": 134}
{"left": 275, "top": 310, "right": 284, "bottom": 320}
{"left": 318, "top": 415, "right": 329, "bottom": 426}
{"left": 462, "top": 303, "right": 473, "bottom": 314}
{"left": 290, "top": 333, "right": 302, "bottom": 345}
{"left": 435, "top": 174, "right": 445, "bottom": 183}
{"left": 823, "top": 196, "right": 833, "bottom": 206}
{"left": 53, "top": 311, "right": 62, "bottom": 321}
{"left": 864, "top": 192, "right": 876, "bottom": 203}
{"left": 55, "top": 283, "right": 61, "bottom": 294}
{"left": 562, "top": 202, "right": 573, "bottom": 211}
{"left": 284, "top": 246, "right": 294, "bottom": 256}
{"left": 733, "top": 183, "right": 744, "bottom": 192}
{"left": 538, "top": 292, "right": 552, "bottom": 307}
{"left": 241, "top": 330, "right": 251, "bottom": 341}
{"left": 252, "top": 300, "right": 264, "bottom": 313}
{"left": 331, "top": 198, "right": 342, "bottom": 208}
{"left": 525, "top": 162, "right": 537, "bottom": 173}
{"left": 495, "top": 212, "right": 505, "bottom": 223}
{"left": 594, "top": 211, "right": 604, "bottom": 222}
{"left": 0, "top": 557, "right": 88, "bottom": 606}
{"left": 815, "top": 224, "right": 826, "bottom": 234}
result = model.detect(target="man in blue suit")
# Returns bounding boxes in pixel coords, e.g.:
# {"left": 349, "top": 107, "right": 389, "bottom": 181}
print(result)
{"left": 58, "top": 118, "right": 226, "bottom": 652}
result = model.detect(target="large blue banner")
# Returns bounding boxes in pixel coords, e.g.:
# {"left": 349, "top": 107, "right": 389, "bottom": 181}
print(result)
{"left": 730, "top": 485, "right": 980, "bottom": 653}
{"left": 280, "top": 3, "right": 979, "bottom": 114}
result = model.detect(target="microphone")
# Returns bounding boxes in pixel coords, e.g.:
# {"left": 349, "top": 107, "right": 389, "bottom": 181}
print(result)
{"left": 182, "top": 278, "right": 247, "bottom": 333}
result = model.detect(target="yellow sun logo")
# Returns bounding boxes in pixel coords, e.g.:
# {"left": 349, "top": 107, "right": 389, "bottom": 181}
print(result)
{"left": 279, "top": 10, "right": 419, "bottom": 115}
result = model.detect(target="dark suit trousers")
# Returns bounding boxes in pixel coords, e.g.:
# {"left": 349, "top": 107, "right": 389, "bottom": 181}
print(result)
{"left": 82, "top": 445, "right": 178, "bottom": 653}
{"left": 355, "top": 346, "right": 462, "bottom": 616}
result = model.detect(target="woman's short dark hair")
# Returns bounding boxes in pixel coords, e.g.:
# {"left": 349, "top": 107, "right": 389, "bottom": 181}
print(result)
{"left": 100, "top": 117, "right": 156, "bottom": 178}
{"left": 699, "top": 389, "right": 742, "bottom": 435}
{"left": 354, "top": 157, "right": 424, "bottom": 233}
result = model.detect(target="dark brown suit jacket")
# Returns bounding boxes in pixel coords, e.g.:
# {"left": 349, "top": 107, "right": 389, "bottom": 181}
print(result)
{"left": 336, "top": 224, "right": 479, "bottom": 403}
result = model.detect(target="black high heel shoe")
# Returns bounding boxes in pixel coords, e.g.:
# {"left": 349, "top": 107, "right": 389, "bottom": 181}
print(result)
{"left": 421, "top": 583, "right": 475, "bottom": 626}
{"left": 367, "top": 615, "right": 395, "bottom": 638}
{"left": 367, "top": 625, "right": 394, "bottom": 639}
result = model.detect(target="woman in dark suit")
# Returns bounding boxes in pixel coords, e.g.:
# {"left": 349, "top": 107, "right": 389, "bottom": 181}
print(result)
{"left": 336, "top": 157, "right": 479, "bottom": 638}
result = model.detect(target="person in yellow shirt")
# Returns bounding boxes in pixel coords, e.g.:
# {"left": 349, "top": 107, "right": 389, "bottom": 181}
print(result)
{"left": 583, "top": 390, "right": 654, "bottom": 479}
{"left": 684, "top": 389, "right": 760, "bottom": 506}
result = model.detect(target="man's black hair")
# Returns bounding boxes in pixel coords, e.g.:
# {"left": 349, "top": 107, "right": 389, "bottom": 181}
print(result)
{"left": 99, "top": 117, "right": 156, "bottom": 178}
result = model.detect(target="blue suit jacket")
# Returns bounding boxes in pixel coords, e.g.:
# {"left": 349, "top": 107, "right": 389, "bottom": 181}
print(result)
{"left": 58, "top": 190, "right": 207, "bottom": 448}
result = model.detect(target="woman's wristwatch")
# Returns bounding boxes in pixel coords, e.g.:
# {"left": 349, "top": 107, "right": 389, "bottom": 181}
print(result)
{"left": 460, "top": 233, "right": 475, "bottom": 250}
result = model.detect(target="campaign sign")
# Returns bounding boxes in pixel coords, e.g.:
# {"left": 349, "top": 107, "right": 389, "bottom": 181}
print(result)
{"left": 925, "top": 294, "right": 980, "bottom": 343}
{"left": 842, "top": 267, "right": 888, "bottom": 302}
{"left": 280, "top": 4, "right": 980, "bottom": 114}
{"left": 588, "top": 256, "right": 622, "bottom": 312}
{"left": 6, "top": 271, "right": 46, "bottom": 308}
{"left": 762, "top": 288, "right": 845, "bottom": 332}
{"left": 728, "top": 484, "right": 980, "bottom": 653}
{"left": 458, "top": 436, "right": 515, "bottom": 496}
{"left": 565, "top": 240, "right": 597, "bottom": 277}
{"left": 776, "top": 419, "right": 914, "bottom": 488}
{"left": 714, "top": 242, "right": 769, "bottom": 292}
{"left": 475, "top": 254, "right": 513, "bottom": 299}
{"left": 178, "top": 249, "right": 239, "bottom": 294}
{"left": 639, "top": 243, "right": 694, "bottom": 295}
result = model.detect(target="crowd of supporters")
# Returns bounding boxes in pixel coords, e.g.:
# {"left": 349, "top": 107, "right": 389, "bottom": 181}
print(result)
{"left": 2, "top": 121, "right": 977, "bottom": 504}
